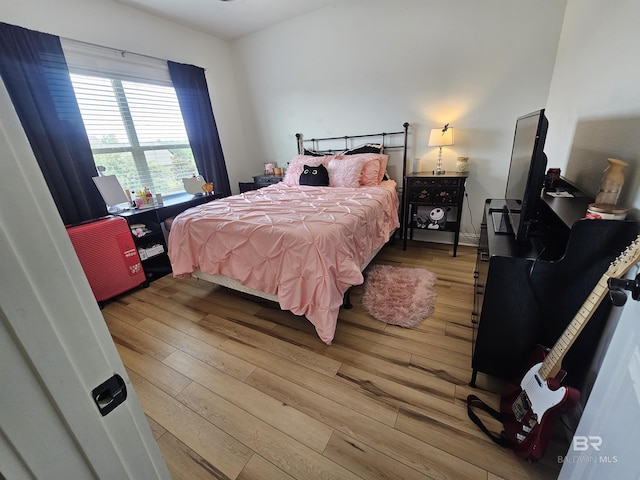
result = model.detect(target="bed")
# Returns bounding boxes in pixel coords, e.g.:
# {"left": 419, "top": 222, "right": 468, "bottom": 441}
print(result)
{"left": 168, "top": 123, "right": 410, "bottom": 344}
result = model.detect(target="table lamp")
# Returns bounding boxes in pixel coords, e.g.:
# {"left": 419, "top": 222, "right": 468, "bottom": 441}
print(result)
{"left": 428, "top": 125, "right": 454, "bottom": 175}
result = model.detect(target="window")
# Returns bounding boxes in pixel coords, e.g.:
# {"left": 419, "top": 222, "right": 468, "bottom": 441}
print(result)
{"left": 70, "top": 73, "right": 198, "bottom": 198}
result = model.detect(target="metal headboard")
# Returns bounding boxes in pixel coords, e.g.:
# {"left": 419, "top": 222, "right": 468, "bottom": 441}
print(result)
{"left": 295, "top": 122, "right": 410, "bottom": 178}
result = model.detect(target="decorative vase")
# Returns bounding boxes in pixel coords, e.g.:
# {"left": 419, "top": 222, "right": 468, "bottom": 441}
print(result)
{"left": 594, "top": 158, "right": 627, "bottom": 207}
{"left": 456, "top": 156, "right": 469, "bottom": 173}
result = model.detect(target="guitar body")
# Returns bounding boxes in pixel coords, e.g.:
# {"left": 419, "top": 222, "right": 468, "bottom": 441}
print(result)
{"left": 500, "top": 346, "right": 581, "bottom": 461}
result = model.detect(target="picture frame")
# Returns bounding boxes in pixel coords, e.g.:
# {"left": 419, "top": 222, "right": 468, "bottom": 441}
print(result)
{"left": 264, "top": 162, "right": 275, "bottom": 175}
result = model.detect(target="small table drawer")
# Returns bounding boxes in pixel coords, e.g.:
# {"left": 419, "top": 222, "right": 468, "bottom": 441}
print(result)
{"left": 406, "top": 176, "right": 465, "bottom": 188}
{"left": 407, "top": 186, "right": 461, "bottom": 204}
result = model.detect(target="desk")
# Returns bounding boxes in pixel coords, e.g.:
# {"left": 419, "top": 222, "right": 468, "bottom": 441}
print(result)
{"left": 118, "top": 193, "right": 221, "bottom": 281}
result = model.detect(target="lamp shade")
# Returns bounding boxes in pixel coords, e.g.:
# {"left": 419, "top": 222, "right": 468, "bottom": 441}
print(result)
{"left": 428, "top": 127, "right": 454, "bottom": 147}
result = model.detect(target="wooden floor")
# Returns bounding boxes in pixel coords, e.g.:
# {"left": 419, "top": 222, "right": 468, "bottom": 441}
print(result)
{"left": 102, "top": 241, "right": 566, "bottom": 480}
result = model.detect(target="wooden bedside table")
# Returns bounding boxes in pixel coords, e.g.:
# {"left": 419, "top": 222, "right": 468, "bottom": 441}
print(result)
{"left": 239, "top": 175, "right": 283, "bottom": 193}
{"left": 253, "top": 174, "right": 283, "bottom": 187}
{"left": 402, "top": 171, "right": 468, "bottom": 256}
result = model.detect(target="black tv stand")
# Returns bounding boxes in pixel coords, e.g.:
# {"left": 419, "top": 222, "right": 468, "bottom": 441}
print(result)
{"left": 490, "top": 210, "right": 514, "bottom": 235}
{"left": 471, "top": 179, "right": 638, "bottom": 390}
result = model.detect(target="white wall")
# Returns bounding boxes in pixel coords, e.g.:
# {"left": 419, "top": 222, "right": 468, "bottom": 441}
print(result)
{"left": 1, "top": 0, "right": 568, "bottom": 232}
{"left": 230, "top": 0, "right": 567, "bottom": 240}
{"left": 1, "top": 0, "right": 253, "bottom": 193}
{"left": 544, "top": 0, "right": 640, "bottom": 210}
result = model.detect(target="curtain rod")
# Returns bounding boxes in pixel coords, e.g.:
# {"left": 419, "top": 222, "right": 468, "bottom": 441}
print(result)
{"left": 60, "top": 36, "right": 207, "bottom": 71}
{"left": 61, "top": 37, "right": 166, "bottom": 63}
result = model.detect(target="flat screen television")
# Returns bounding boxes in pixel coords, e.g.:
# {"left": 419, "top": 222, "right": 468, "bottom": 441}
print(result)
{"left": 498, "top": 109, "right": 549, "bottom": 242}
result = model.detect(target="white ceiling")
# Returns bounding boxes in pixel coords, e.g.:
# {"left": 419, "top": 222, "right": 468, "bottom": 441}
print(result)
{"left": 115, "top": 0, "right": 342, "bottom": 41}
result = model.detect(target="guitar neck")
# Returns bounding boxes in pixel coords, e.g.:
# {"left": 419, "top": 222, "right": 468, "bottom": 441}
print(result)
{"left": 538, "top": 274, "right": 610, "bottom": 380}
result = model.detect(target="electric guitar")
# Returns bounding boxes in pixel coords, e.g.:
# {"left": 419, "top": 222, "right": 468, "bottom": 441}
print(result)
{"left": 500, "top": 235, "right": 640, "bottom": 461}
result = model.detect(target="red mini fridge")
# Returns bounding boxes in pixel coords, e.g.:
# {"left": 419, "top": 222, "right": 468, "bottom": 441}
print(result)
{"left": 67, "top": 216, "right": 146, "bottom": 302}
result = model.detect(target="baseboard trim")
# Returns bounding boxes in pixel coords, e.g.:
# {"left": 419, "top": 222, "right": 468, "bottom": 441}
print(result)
{"left": 408, "top": 229, "right": 479, "bottom": 247}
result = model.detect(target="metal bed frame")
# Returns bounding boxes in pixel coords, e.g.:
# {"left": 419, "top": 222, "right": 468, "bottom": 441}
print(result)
{"left": 295, "top": 122, "right": 409, "bottom": 171}
{"left": 191, "top": 123, "right": 411, "bottom": 327}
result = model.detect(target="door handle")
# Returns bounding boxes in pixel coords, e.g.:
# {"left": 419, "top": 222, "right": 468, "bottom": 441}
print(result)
{"left": 92, "top": 374, "right": 127, "bottom": 416}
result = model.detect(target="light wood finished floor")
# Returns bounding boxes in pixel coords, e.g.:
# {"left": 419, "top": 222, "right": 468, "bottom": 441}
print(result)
{"left": 102, "top": 241, "right": 566, "bottom": 480}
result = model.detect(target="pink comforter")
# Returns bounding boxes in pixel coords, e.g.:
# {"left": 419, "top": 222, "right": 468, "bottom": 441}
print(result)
{"left": 168, "top": 181, "right": 399, "bottom": 344}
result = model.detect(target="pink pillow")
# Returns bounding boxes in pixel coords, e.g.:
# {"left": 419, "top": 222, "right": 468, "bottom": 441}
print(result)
{"left": 376, "top": 154, "right": 389, "bottom": 182}
{"left": 334, "top": 153, "right": 389, "bottom": 185}
{"left": 283, "top": 155, "right": 331, "bottom": 186}
{"left": 359, "top": 159, "right": 381, "bottom": 186}
{"left": 353, "top": 153, "right": 389, "bottom": 183}
{"left": 327, "top": 157, "right": 366, "bottom": 187}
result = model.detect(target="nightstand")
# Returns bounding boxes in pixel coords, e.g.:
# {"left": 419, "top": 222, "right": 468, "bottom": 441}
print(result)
{"left": 240, "top": 175, "right": 283, "bottom": 193}
{"left": 403, "top": 172, "right": 468, "bottom": 256}
{"left": 253, "top": 174, "right": 283, "bottom": 187}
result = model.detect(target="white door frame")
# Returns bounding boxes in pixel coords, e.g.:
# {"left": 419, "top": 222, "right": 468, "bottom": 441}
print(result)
{"left": 0, "top": 79, "right": 170, "bottom": 479}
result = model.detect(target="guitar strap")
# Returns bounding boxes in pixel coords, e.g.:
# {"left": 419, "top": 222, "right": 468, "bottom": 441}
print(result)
{"left": 466, "top": 395, "right": 512, "bottom": 448}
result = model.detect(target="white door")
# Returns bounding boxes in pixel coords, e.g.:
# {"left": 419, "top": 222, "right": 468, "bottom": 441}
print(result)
{"left": 0, "top": 79, "right": 170, "bottom": 479}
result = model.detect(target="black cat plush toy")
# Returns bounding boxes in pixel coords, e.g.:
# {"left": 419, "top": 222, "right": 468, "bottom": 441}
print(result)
{"left": 299, "top": 164, "right": 329, "bottom": 186}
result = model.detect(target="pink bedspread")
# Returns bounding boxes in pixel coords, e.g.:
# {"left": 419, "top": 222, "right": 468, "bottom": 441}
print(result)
{"left": 168, "top": 181, "right": 399, "bottom": 344}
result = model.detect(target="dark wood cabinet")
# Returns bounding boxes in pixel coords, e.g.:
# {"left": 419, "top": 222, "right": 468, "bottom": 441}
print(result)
{"left": 403, "top": 172, "right": 468, "bottom": 256}
{"left": 471, "top": 180, "right": 638, "bottom": 390}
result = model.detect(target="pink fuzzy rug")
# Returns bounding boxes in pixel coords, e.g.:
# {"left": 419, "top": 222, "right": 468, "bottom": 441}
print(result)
{"left": 361, "top": 264, "right": 437, "bottom": 327}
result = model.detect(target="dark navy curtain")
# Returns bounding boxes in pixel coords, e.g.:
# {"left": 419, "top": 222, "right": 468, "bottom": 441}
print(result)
{"left": 168, "top": 61, "right": 231, "bottom": 196}
{"left": 0, "top": 22, "right": 106, "bottom": 225}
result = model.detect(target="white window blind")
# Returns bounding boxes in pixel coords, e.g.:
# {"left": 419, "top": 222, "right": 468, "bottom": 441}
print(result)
{"left": 62, "top": 39, "right": 199, "bottom": 198}
{"left": 60, "top": 38, "right": 172, "bottom": 86}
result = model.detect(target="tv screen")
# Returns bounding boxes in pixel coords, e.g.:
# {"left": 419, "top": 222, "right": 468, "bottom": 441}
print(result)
{"left": 504, "top": 109, "right": 548, "bottom": 242}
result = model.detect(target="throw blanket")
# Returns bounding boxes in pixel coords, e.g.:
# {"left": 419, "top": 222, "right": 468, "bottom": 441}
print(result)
{"left": 168, "top": 181, "right": 399, "bottom": 344}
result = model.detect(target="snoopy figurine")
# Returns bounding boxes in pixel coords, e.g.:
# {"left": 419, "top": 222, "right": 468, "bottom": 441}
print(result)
{"left": 427, "top": 207, "right": 446, "bottom": 230}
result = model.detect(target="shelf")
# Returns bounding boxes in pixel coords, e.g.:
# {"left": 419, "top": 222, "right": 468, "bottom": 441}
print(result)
{"left": 117, "top": 193, "right": 220, "bottom": 282}
{"left": 131, "top": 228, "right": 160, "bottom": 239}
{"left": 138, "top": 243, "right": 165, "bottom": 261}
